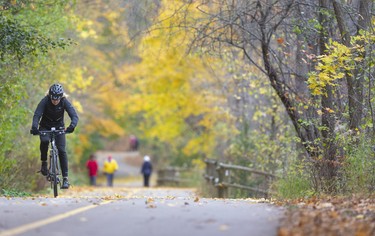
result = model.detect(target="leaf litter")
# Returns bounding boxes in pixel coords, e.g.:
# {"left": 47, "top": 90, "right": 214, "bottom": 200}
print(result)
{"left": 277, "top": 196, "right": 375, "bottom": 236}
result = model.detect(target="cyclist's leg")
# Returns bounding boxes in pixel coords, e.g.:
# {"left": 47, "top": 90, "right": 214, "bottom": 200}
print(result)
{"left": 39, "top": 129, "right": 49, "bottom": 176}
{"left": 39, "top": 133, "right": 49, "bottom": 162}
{"left": 56, "top": 134, "right": 70, "bottom": 189}
{"left": 55, "top": 133, "right": 67, "bottom": 177}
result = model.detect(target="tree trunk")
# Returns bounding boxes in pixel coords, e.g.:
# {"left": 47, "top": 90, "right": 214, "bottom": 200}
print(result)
{"left": 318, "top": 0, "right": 339, "bottom": 192}
{"left": 332, "top": 0, "right": 372, "bottom": 131}
{"left": 181, "top": 0, "right": 374, "bottom": 193}
{"left": 259, "top": 21, "right": 321, "bottom": 160}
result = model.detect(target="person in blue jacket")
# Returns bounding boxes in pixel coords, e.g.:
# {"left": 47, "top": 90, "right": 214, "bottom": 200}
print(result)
{"left": 30, "top": 83, "right": 79, "bottom": 189}
{"left": 141, "top": 155, "right": 153, "bottom": 187}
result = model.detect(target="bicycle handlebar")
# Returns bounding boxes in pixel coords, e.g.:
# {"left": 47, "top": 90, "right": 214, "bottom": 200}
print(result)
{"left": 30, "top": 127, "right": 70, "bottom": 136}
{"left": 39, "top": 130, "right": 66, "bottom": 136}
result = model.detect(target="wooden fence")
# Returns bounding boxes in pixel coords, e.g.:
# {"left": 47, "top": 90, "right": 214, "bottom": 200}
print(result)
{"left": 203, "top": 159, "right": 277, "bottom": 198}
{"left": 156, "top": 167, "right": 190, "bottom": 186}
{"left": 156, "top": 159, "right": 277, "bottom": 198}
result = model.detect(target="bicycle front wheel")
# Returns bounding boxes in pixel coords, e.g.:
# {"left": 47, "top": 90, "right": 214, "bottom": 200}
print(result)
{"left": 51, "top": 149, "right": 59, "bottom": 198}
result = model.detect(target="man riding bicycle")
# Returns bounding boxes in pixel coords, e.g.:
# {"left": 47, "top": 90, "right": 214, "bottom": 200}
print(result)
{"left": 30, "top": 83, "right": 79, "bottom": 189}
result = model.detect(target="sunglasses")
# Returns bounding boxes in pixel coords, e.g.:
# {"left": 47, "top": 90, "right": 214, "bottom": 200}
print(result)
{"left": 51, "top": 96, "right": 61, "bottom": 101}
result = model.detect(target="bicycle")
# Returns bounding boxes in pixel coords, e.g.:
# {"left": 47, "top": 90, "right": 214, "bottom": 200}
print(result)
{"left": 34, "top": 127, "right": 65, "bottom": 198}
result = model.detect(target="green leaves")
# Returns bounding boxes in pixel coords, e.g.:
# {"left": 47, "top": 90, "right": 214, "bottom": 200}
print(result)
{"left": 0, "top": 1, "right": 75, "bottom": 192}
{"left": 0, "top": 14, "right": 73, "bottom": 61}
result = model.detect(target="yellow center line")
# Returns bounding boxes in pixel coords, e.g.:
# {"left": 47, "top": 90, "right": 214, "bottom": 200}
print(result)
{"left": 0, "top": 200, "right": 112, "bottom": 236}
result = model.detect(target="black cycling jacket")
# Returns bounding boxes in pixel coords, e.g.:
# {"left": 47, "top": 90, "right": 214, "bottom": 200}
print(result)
{"left": 32, "top": 96, "right": 79, "bottom": 130}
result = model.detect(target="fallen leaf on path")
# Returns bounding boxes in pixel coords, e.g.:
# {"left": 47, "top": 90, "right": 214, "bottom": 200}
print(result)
{"left": 219, "top": 224, "right": 229, "bottom": 231}
{"left": 146, "top": 197, "right": 154, "bottom": 204}
{"left": 147, "top": 204, "right": 157, "bottom": 208}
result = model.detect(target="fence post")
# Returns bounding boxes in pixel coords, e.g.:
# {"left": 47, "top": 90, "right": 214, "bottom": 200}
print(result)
{"left": 217, "top": 165, "right": 228, "bottom": 198}
{"left": 203, "top": 159, "right": 218, "bottom": 197}
{"left": 157, "top": 169, "right": 165, "bottom": 186}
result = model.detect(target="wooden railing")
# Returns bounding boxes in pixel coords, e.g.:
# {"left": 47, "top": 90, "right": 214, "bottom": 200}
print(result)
{"left": 204, "top": 159, "right": 277, "bottom": 198}
{"left": 156, "top": 159, "right": 277, "bottom": 198}
{"left": 156, "top": 167, "right": 190, "bottom": 186}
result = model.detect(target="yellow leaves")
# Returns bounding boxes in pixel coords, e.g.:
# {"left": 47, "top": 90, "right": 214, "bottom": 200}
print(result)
{"left": 54, "top": 65, "right": 93, "bottom": 97}
{"left": 78, "top": 134, "right": 90, "bottom": 149}
{"left": 308, "top": 41, "right": 352, "bottom": 96}
{"left": 127, "top": 47, "right": 219, "bottom": 150}
{"left": 105, "top": 0, "right": 233, "bottom": 157}
{"left": 64, "top": 68, "right": 94, "bottom": 94}
{"left": 331, "top": 41, "right": 351, "bottom": 60}
{"left": 145, "top": 115, "right": 184, "bottom": 141}
{"left": 255, "top": 108, "right": 267, "bottom": 120}
{"left": 183, "top": 133, "right": 215, "bottom": 155}
{"left": 72, "top": 100, "right": 83, "bottom": 113}
{"left": 258, "top": 87, "right": 268, "bottom": 95}
{"left": 183, "top": 137, "right": 205, "bottom": 155}
{"left": 325, "top": 108, "right": 335, "bottom": 113}
{"left": 308, "top": 31, "right": 375, "bottom": 96}
{"left": 76, "top": 19, "right": 97, "bottom": 39}
{"left": 105, "top": 11, "right": 120, "bottom": 21}
{"left": 191, "top": 159, "right": 205, "bottom": 170}
{"left": 86, "top": 118, "right": 125, "bottom": 138}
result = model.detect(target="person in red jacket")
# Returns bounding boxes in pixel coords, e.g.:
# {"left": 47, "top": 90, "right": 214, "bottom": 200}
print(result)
{"left": 86, "top": 154, "right": 99, "bottom": 186}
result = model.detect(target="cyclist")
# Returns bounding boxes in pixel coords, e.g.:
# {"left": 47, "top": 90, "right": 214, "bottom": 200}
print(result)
{"left": 30, "top": 83, "right": 79, "bottom": 189}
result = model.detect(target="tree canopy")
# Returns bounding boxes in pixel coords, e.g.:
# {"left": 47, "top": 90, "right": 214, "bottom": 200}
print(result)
{"left": 2, "top": 0, "right": 375, "bottom": 196}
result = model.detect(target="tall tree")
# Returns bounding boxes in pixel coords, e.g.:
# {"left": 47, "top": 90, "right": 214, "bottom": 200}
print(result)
{"left": 0, "top": 0, "right": 77, "bottom": 190}
{"left": 163, "top": 0, "right": 375, "bottom": 192}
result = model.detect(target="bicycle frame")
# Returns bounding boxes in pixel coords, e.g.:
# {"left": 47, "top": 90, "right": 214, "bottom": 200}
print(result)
{"left": 39, "top": 127, "right": 65, "bottom": 198}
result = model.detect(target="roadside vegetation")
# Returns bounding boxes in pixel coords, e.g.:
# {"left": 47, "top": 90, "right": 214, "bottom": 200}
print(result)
{"left": 1, "top": 1, "right": 375, "bottom": 226}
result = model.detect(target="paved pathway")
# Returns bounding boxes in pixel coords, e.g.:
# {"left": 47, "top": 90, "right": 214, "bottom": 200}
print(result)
{"left": 0, "top": 187, "right": 284, "bottom": 236}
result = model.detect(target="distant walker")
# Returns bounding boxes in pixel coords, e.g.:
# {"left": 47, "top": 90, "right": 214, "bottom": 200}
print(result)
{"left": 129, "top": 135, "right": 139, "bottom": 151}
{"left": 86, "top": 154, "right": 98, "bottom": 186}
{"left": 103, "top": 155, "right": 119, "bottom": 187}
{"left": 141, "top": 155, "right": 153, "bottom": 187}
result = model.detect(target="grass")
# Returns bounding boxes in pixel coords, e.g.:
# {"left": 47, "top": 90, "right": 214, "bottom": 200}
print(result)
{"left": 1, "top": 188, "right": 32, "bottom": 197}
